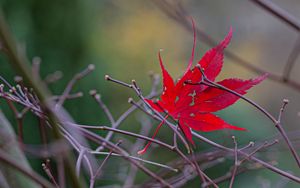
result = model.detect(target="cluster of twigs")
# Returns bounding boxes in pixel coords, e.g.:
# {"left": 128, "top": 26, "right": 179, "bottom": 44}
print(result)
{"left": 0, "top": 0, "right": 300, "bottom": 188}
{"left": 2, "top": 61, "right": 299, "bottom": 187}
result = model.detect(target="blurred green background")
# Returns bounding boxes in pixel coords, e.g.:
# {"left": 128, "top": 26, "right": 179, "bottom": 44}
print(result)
{"left": 0, "top": 0, "right": 300, "bottom": 187}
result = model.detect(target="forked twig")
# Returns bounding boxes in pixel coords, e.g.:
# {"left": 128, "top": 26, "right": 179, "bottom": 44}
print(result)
{"left": 186, "top": 65, "right": 300, "bottom": 168}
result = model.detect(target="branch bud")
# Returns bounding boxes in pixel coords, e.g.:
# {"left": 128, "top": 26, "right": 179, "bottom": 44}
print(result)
{"left": 128, "top": 98, "right": 133, "bottom": 104}
{"left": 89, "top": 89, "right": 97, "bottom": 96}
{"left": 283, "top": 99, "right": 289, "bottom": 104}
{"left": 88, "top": 64, "right": 95, "bottom": 71}
{"left": 104, "top": 75, "right": 111, "bottom": 81}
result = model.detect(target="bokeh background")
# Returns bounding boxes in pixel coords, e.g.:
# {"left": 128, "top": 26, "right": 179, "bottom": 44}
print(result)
{"left": 0, "top": 0, "right": 300, "bottom": 187}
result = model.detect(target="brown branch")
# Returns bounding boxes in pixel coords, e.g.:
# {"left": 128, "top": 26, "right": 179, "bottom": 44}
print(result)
{"left": 282, "top": 36, "right": 300, "bottom": 80}
{"left": 239, "top": 140, "right": 279, "bottom": 164}
{"left": 70, "top": 125, "right": 173, "bottom": 188}
{"left": 251, "top": 0, "right": 300, "bottom": 31}
{"left": 44, "top": 71, "right": 63, "bottom": 84}
{"left": 192, "top": 132, "right": 300, "bottom": 183}
{"left": 69, "top": 123, "right": 175, "bottom": 151}
{"left": 123, "top": 116, "right": 152, "bottom": 188}
{"left": 0, "top": 149, "right": 55, "bottom": 188}
{"left": 56, "top": 64, "right": 95, "bottom": 109}
{"left": 90, "top": 140, "right": 122, "bottom": 188}
{"left": 42, "top": 162, "right": 59, "bottom": 188}
{"left": 0, "top": 11, "right": 84, "bottom": 188}
{"left": 94, "top": 74, "right": 160, "bottom": 152}
{"left": 229, "top": 136, "right": 238, "bottom": 188}
{"left": 152, "top": 0, "right": 300, "bottom": 92}
{"left": 105, "top": 75, "right": 190, "bottom": 152}
{"left": 188, "top": 65, "right": 300, "bottom": 168}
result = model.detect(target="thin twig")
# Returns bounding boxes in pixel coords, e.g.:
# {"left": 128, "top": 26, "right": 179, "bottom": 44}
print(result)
{"left": 278, "top": 99, "right": 289, "bottom": 123}
{"left": 90, "top": 141, "right": 122, "bottom": 188}
{"left": 96, "top": 141, "right": 122, "bottom": 175}
{"left": 89, "top": 150, "right": 178, "bottom": 172}
{"left": 76, "top": 148, "right": 87, "bottom": 177}
{"left": 107, "top": 77, "right": 190, "bottom": 152}
{"left": 123, "top": 116, "right": 153, "bottom": 188}
{"left": 90, "top": 90, "right": 115, "bottom": 125}
{"left": 95, "top": 75, "right": 160, "bottom": 152}
{"left": 56, "top": 64, "right": 95, "bottom": 109}
{"left": 191, "top": 131, "right": 300, "bottom": 182}
{"left": 68, "top": 123, "right": 175, "bottom": 152}
{"left": 251, "top": 0, "right": 300, "bottom": 31}
{"left": 239, "top": 140, "right": 279, "bottom": 164}
{"left": 152, "top": 0, "right": 300, "bottom": 92}
{"left": 0, "top": 149, "right": 55, "bottom": 188}
{"left": 282, "top": 35, "right": 300, "bottom": 81}
{"left": 44, "top": 71, "right": 63, "bottom": 84}
{"left": 229, "top": 136, "right": 238, "bottom": 188}
{"left": 72, "top": 125, "right": 173, "bottom": 188}
{"left": 239, "top": 141, "right": 255, "bottom": 151}
{"left": 0, "top": 11, "right": 84, "bottom": 188}
{"left": 189, "top": 65, "right": 300, "bottom": 168}
{"left": 42, "top": 162, "right": 59, "bottom": 188}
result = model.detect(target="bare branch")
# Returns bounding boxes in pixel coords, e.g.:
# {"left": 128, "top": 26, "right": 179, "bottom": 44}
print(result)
{"left": 0, "top": 149, "right": 55, "bottom": 188}
{"left": 56, "top": 64, "right": 95, "bottom": 109}
{"left": 229, "top": 136, "right": 238, "bottom": 188}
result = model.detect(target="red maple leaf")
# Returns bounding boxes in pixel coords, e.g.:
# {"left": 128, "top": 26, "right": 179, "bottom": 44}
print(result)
{"left": 138, "top": 21, "right": 266, "bottom": 154}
